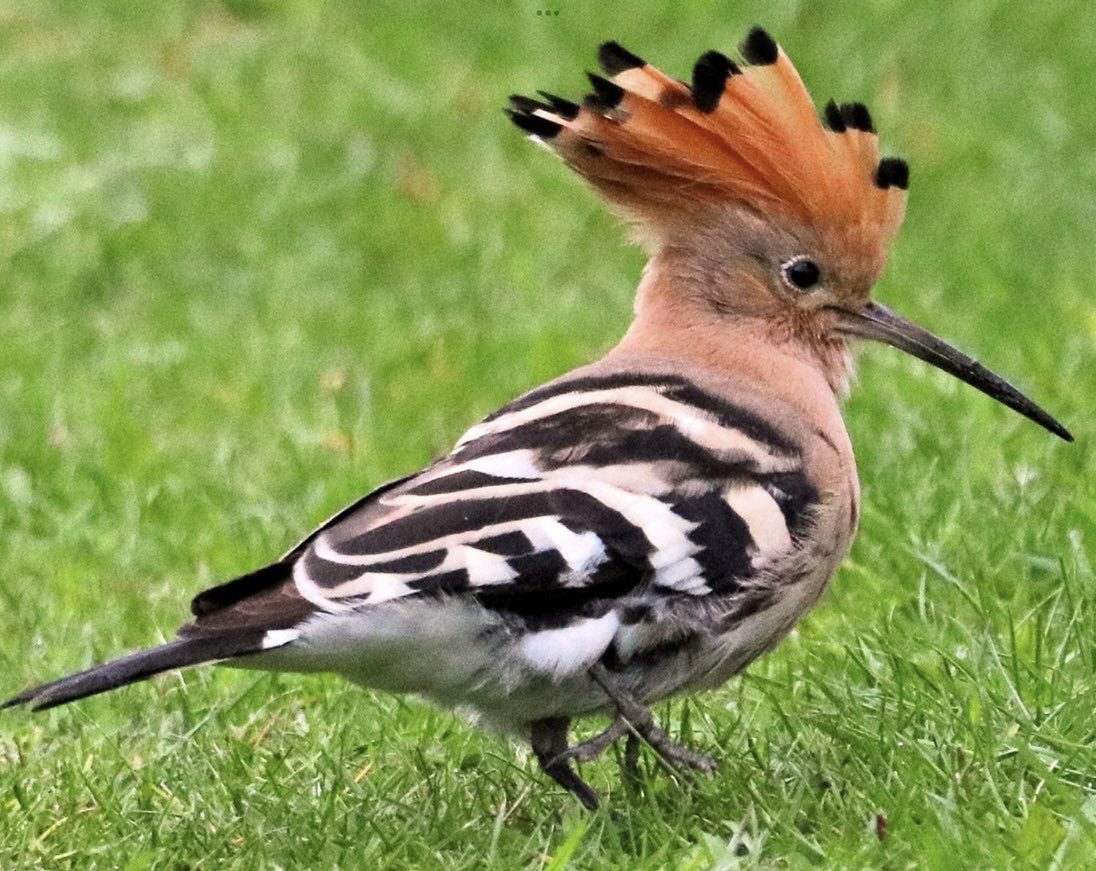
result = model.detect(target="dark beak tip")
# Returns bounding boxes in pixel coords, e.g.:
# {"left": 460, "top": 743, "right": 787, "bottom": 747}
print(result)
{"left": 839, "top": 303, "right": 1074, "bottom": 445}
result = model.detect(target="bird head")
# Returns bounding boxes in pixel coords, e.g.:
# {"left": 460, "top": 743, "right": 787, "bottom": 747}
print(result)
{"left": 507, "top": 27, "right": 1071, "bottom": 441}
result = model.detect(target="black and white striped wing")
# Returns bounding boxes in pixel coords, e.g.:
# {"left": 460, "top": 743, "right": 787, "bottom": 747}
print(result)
{"left": 292, "top": 373, "right": 817, "bottom": 630}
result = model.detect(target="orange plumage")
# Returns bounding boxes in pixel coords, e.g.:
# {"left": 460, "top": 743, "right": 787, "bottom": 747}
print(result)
{"left": 508, "top": 28, "right": 908, "bottom": 290}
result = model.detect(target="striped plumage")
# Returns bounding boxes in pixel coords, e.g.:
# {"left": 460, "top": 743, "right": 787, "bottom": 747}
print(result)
{"left": 258, "top": 366, "right": 833, "bottom": 713}
{"left": 5, "top": 27, "right": 1070, "bottom": 810}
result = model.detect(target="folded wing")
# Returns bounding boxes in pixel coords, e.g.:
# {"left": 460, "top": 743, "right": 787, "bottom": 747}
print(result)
{"left": 288, "top": 371, "right": 817, "bottom": 637}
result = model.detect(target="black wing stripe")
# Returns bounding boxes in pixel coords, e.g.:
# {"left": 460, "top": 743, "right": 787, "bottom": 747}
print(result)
{"left": 475, "top": 560, "right": 638, "bottom": 630}
{"left": 458, "top": 417, "right": 768, "bottom": 481}
{"left": 473, "top": 530, "right": 536, "bottom": 557}
{"left": 456, "top": 403, "right": 660, "bottom": 461}
{"left": 406, "top": 568, "right": 473, "bottom": 595}
{"left": 658, "top": 381, "right": 796, "bottom": 453}
{"left": 496, "top": 550, "right": 572, "bottom": 590}
{"left": 403, "top": 469, "right": 535, "bottom": 496}
{"left": 674, "top": 492, "right": 754, "bottom": 592}
{"left": 331, "top": 491, "right": 568, "bottom": 555}
{"left": 328, "top": 488, "right": 654, "bottom": 563}
{"left": 302, "top": 546, "right": 449, "bottom": 587}
{"left": 546, "top": 423, "right": 763, "bottom": 476}
{"left": 477, "top": 372, "right": 796, "bottom": 454}
{"left": 478, "top": 371, "right": 678, "bottom": 422}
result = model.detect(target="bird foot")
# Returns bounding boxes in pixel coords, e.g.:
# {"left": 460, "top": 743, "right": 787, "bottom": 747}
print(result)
{"left": 529, "top": 665, "right": 716, "bottom": 810}
{"left": 548, "top": 715, "right": 630, "bottom": 766}
{"left": 587, "top": 663, "right": 717, "bottom": 775}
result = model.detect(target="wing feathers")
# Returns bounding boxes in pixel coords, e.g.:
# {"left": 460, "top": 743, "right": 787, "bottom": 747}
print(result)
{"left": 294, "top": 372, "right": 815, "bottom": 623}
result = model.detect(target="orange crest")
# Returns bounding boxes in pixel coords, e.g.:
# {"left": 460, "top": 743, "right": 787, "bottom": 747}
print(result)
{"left": 508, "top": 27, "right": 908, "bottom": 267}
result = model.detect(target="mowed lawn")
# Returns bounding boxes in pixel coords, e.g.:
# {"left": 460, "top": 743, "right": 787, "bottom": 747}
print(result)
{"left": 1, "top": 2, "right": 1093, "bottom": 868}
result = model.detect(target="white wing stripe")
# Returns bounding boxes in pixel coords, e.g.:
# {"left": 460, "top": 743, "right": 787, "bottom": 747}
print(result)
{"left": 456, "top": 385, "right": 794, "bottom": 472}
{"left": 524, "top": 520, "right": 606, "bottom": 574}
{"left": 459, "top": 546, "right": 520, "bottom": 585}
{"left": 261, "top": 629, "right": 301, "bottom": 649}
{"left": 723, "top": 485, "right": 792, "bottom": 563}
{"left": 652, "top": 556, "right": 708, "bottom": 592}
{"left": 363, "top": 575, "right": 416, "bottom": 604}
{"left": 312, "top": 517, "right": 537, "bottom": 567}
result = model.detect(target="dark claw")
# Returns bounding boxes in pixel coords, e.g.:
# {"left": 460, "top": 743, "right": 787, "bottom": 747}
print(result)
{"left": 530, "top": 716, "right": 601, "bottom": 810}
{"left": 528, "top": 668, "right": 718, "bottom": 810}
{"left": 542, "top": 757, "right": 601, "bottom": 810}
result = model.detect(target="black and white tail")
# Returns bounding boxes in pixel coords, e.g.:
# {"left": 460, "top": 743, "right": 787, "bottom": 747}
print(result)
{"left": 2, "top": 632, "right": 268, "bottom": 711}
{"left": 3, "top": 559, "right": 314, "bottom": 710}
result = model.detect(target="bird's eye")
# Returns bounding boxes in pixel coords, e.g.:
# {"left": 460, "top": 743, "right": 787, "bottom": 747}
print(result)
{"left": 780, "top": 256, "right": 821, "bottom": 292}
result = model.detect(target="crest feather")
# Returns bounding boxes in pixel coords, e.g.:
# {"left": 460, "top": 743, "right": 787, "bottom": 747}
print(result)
{"left": 508, "top": 27, "right": 907, "bottom": 259}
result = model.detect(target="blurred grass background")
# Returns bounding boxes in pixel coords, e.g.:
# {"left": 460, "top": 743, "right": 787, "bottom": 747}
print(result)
{"left": 0, "top": 1, "right": 1093, "bottom": 868}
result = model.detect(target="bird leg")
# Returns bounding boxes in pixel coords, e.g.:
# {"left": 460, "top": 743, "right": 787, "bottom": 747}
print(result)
{"left": 622, "top": 732, "right": 641, "bottom": 781}
{"left": 548, "top": 715, "right": 643, "bottom": 784}
{"left": 587, "top": 662, "right": 717, "bottom": 774}
{"left": 530, "top": 667, "right": 716, "bottom": 809}
{"left": 529, "top": 717, "right": 600, "bottom": 810}
{"left": 548, "top": 715, "right": 630, "bottom": 766}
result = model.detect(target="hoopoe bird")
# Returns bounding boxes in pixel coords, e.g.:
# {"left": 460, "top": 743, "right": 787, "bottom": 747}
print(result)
{"left": 4, "top": 28, "right": 1071, "bottom": 810}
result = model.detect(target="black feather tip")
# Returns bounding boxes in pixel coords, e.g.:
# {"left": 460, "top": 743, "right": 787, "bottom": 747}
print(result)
{"left": 823, "top": 99, "right": 846, "bottom": 132}
{"left": 505, "top": 107, "right": 563, "bottom": 139}
{"left": 692, "top": 50, "right": 739, "bottom": 113}
{"left": 584, "top": 73, "right": 625, "bottom": 112}
{"left": 537, "top": 91, "right": 581, "bottom": 121}
{"left": 840, "top": 101, "right": 875, "bottom": 133}
{"left": 598, "top": 41, "right": 645, "bottom": 76}
{"left": 509, "top": 94, "right": 550, "bottom": 114}
{"left": 741, "top": 27, "right": 778, "bottom": 65}
{"left": 875, "top": 157, "right": 910, "bottom": 190}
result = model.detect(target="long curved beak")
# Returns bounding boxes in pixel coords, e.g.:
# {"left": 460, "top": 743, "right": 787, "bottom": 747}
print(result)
{"left": 834, "top": 302, "right": 1072, "bottom": 442}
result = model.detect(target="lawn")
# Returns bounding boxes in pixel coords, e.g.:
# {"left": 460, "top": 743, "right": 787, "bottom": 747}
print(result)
{"left": 0, "top": 1, "right": 1093, "bottom": 868}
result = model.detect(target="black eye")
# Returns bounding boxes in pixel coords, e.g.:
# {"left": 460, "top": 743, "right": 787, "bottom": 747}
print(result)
{"left": 780, "top": 256, "right": 821, "bottom": 291}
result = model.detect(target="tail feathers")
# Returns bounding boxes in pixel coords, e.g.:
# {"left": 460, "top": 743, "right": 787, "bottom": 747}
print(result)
{"left": 3, "top": 632, "right": 266, "bottom": 711}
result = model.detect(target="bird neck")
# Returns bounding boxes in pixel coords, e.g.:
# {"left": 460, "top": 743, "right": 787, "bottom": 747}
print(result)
{"left": 614, "top": 260, "right": 855, "bottom": 411}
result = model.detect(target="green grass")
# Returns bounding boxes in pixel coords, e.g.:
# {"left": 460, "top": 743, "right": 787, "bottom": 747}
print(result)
{"left": 1, "top": 1, "right": 1093, "bottom": 867}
